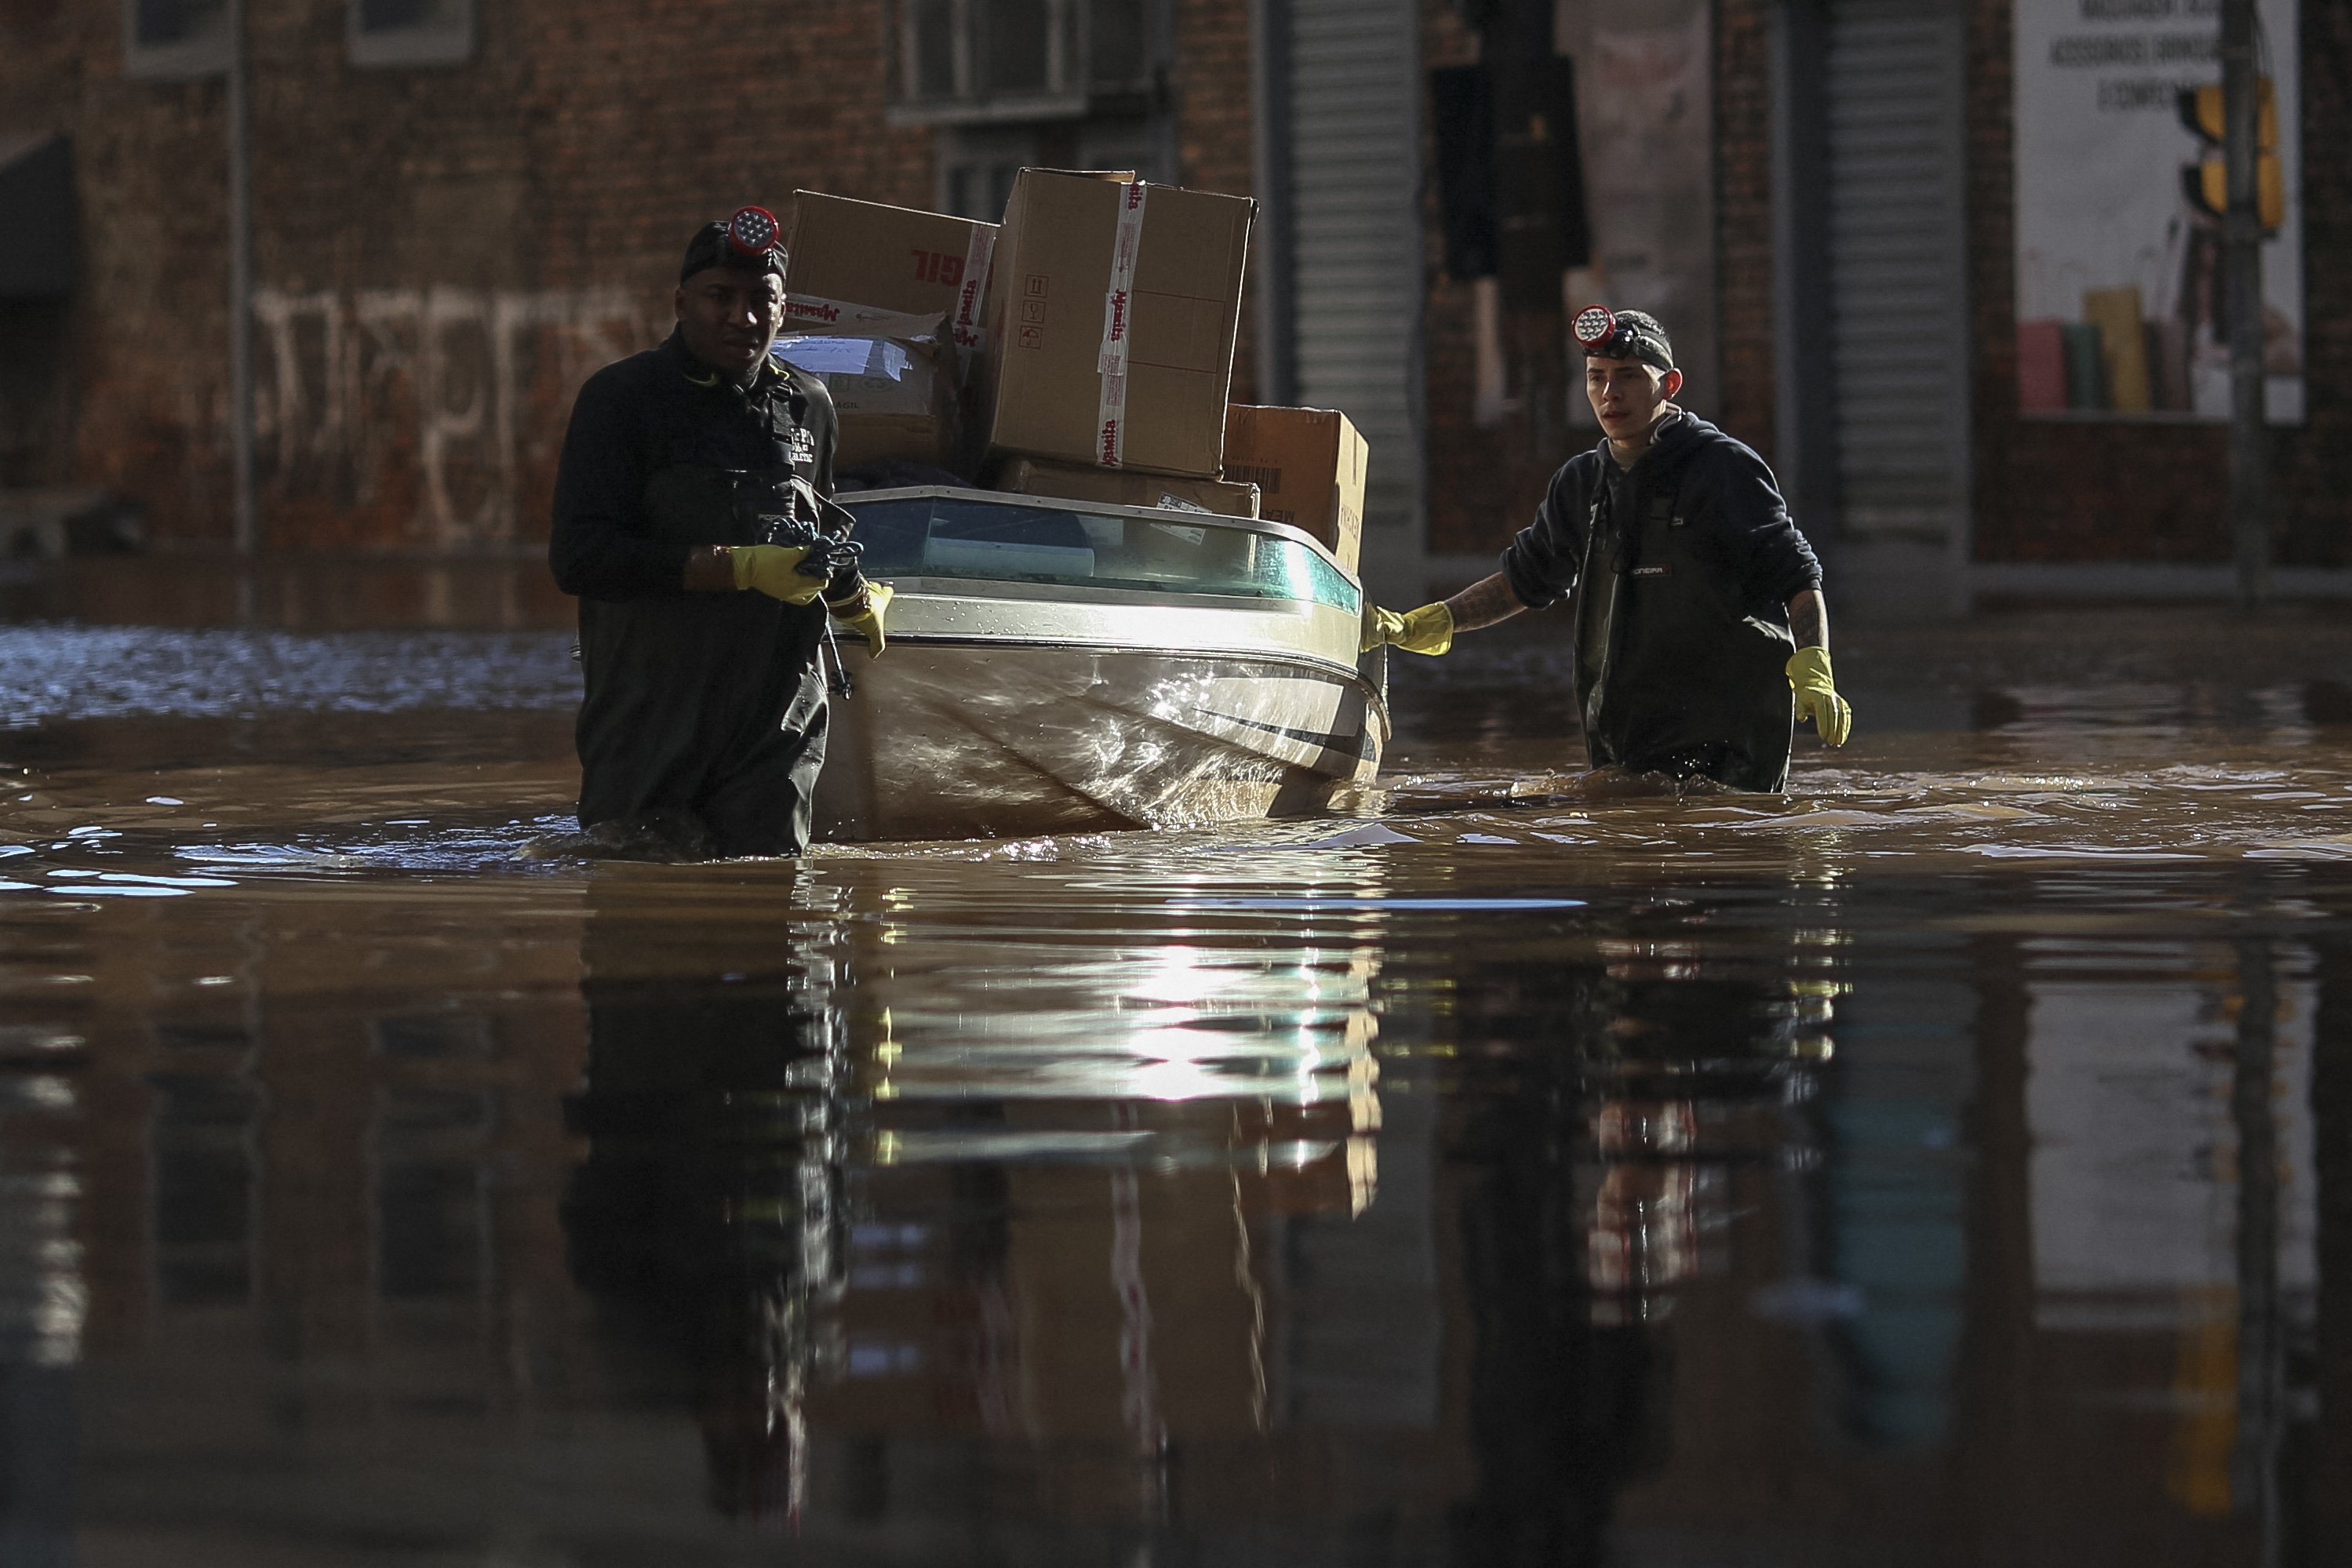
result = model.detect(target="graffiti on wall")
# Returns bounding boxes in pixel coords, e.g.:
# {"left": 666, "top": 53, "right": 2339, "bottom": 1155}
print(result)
{"left": 250, "top": 286, "right": 659, "bottom": 547}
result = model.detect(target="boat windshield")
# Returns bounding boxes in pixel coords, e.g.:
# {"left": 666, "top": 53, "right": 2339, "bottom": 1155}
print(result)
{"left": 840, "top": 494, "right": 1361, "bottom": 614}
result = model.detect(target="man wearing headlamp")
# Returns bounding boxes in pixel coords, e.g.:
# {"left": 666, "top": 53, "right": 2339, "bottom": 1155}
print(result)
{"left": 1365, "top": 306, "right": 1849, "bottom": 792}
{"left": 548, "top": 207, "right": 890, "bottom": 856}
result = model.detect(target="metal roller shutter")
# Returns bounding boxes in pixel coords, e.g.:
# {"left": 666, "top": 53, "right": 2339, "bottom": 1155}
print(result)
{"left": 1286, "top": 0, "right": 1425, "bottom": 569}
{"left": 1825, "top": 0, "right": 1972, "bottom": 548}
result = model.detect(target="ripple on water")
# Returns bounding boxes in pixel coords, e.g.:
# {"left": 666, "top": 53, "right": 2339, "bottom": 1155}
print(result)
{"left": 0, "top": 624, "right": 579, "bottom": 729}
{"left": 0, "top": 608, "right": 2347, "bottom": 1555}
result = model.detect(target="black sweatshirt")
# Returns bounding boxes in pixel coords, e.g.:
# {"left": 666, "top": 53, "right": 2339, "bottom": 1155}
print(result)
{"left": 548, "top": 331, "right": 847, "bottom": 601}
{"left": 1501, "top": 410, "right": 1820, "bottom": 615}
{"left": 1496, "top": 409, "right": 1824, "bottom": 791}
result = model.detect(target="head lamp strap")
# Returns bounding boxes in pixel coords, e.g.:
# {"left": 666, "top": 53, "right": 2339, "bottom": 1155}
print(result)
{"left": 1571, "top": 301, "right": 1672, "bottom": 371}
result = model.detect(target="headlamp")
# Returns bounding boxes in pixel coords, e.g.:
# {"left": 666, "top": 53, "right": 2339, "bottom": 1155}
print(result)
{"left": 1571, "top": 304, "right": 1621, "bottom": 350}
{"left": 727, "top": 206, "right": 781, "bottom": 262}
{"left": 1571, "top": 301, "right": 1673, "bottom": 371}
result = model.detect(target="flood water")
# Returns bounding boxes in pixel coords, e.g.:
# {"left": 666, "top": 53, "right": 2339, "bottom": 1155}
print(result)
{"left": 5, "top": 566, "right": 2352, "bottom": 1565}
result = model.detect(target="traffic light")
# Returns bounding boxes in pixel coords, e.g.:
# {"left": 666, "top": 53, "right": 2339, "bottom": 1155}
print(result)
{"left": 2179, "top": 78, "right": 2285, "bottom": 232}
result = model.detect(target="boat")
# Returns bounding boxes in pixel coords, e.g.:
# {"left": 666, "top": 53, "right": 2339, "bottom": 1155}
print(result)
{"left": 811, "top": 486, "right": 1388, "bottom": 842}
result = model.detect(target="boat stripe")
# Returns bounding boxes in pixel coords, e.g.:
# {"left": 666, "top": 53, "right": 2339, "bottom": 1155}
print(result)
{"left": 1198, "top": 708, "right": 1378, "bottom": 759}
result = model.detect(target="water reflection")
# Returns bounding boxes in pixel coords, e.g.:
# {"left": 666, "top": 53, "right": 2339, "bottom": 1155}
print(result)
{"left": 552, "top": 864, "right": 1411, "bottom": 1547}
{"left": 3, "top": 606, "right": 2352, "bottom": 1559}
{"left": 564, "top": 908, "right": 846, "bottom": 1526}
{"left": 0, "top": 1020, "right": 83, "bottom": 1568}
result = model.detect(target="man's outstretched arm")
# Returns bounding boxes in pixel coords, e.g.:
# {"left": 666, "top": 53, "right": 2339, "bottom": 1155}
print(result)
{"left": 1446, "top": 572, "right": 1530, "bottom": 633}
{"left": 1361, "top": 571, "right": 1531, "bottom": 657}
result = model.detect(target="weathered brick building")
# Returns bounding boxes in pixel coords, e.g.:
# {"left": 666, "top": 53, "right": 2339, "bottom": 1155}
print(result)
{"left": 0, "top": 0, "right": 2344, "bottom": 613}
{"left": 0, "top": 0, "right": 1254, "bottom": 554}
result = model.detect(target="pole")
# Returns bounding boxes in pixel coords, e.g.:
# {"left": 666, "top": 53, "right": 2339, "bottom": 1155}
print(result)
{"left": 227, "top": 0, "right": 255, "bottom": 557}
{"left": 1488, "top": 0, "right": 1566, "bottom": 460}
{"left": 2220, "top": 0, "right": 2266, "bottom": 612}
{"left": 1247, "top": 0, "right": 1297, "bottom": 408}
{"left": 2233, "top": 937, "right": 2281, "bottom": 1565}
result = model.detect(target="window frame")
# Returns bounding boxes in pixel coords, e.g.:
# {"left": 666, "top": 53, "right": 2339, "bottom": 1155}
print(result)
{"left": 894, "top": 0, "right": 1163, "bottom": 124}
{"left": 122, "top": 0, "right": 233, "bottom": 82}
{"left": 347, "top": 0, "right": 475, "bottom": 71}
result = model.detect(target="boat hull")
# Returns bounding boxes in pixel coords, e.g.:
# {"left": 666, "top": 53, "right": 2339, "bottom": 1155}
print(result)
{"left": 814, "top": 633, "right": 1387, "bottom": 842}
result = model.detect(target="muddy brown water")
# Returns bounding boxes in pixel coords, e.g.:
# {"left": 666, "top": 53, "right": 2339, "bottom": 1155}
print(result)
{"left": 5, "top": 573, "right": 2352, "bottom": 1564}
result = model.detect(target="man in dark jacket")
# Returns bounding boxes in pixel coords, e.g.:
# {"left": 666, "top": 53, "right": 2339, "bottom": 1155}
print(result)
{"left": 1364, "top": 307, "right": 1849, "bottom": 791}
{"left": 549, "top": 208, "right": 890, "bottom": 857}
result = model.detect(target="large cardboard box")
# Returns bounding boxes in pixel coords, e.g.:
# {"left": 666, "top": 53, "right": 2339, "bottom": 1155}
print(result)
{"left": 1221, "top": 406, "right": 1368, "bottom": 571}
{"left": 773, "top": 313, "right": 956, "bottom": 471}
{"left": 777, "top": 191, "right": 996, "bottom": 364}
{"left": 976, "top": 169, "right": 1254, "bottom": 479}
{"left": 996, "top": 456, "right": 1258, "bottom": 518}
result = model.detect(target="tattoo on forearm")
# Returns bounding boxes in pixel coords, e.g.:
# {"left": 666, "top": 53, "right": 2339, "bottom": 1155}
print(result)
{"left": 1444, "top": 573, "right": 1527, "bottom": 633}
{"left": 1788, "top": 588, "right": 1827, "bottom": 650}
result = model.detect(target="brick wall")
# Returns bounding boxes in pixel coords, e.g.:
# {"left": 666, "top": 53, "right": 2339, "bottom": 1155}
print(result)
{"left": 1172, "top": 0, "right": 1259, "bottom": 405}
{"left": 1420, "top": 1, "right": 1566, "bottom": 560}
{"left": 1713, "top": 0, "right": 1777, "bottom": 463}
{"left": 1418, "top": 0, "right": 1779, "bottom": 562}
{"left": 2, "top": 2, "right": 241, "bottom": 512}
{"left": 0, "top": 1, "right": 933, "bottom": 550}
{"left": 0, "top": 0, "right": 1277, "bottom": 552}
{"left": 1968, "top": 0, "right": 2352, "bottom": 566}
{"left": 2268, "top": 0, "right": 2347, "bottom": 569}
{"left": 1411, "top": 0, "right": 1768, "bottom": 564}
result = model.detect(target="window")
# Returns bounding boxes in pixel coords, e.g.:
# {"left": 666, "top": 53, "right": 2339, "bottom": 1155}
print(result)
{"left": 373, "top": 1087, "right": 491, "bottom": 1299}
{"left": 123, "top": 0, "right": 231, "bottom": 80}
{"left": 149, "top": 1073, "right": 257, "bottom": 1306}
{"left": 898, "top": 0, "right": 1160, "bottom": 118}
{"left": 936, "top": 124, "right": 1036, "bottom": 220}
{"left": 348, "top": 0, "right": 472, "bottom": 69}
{"left": 847, "top": 493, "right": 1361, "bottom": 614}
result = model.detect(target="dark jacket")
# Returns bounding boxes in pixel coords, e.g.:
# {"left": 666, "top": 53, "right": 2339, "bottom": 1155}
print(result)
{"left": 550, "top": 332, "right": 845, "bottom": 599}
{"left": 547, "top": 332, "right": 851, "bottom": 853}
{"left": 1501, "top": 410, "right": 1822, "bottom": 791}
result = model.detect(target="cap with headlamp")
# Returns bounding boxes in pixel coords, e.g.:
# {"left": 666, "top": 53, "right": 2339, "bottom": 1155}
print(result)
{"left": 1572, "top": 304, "right": 1675, "bottom": 373}
{"left": 680, "top": 205, "right": 788, "bottom": 284}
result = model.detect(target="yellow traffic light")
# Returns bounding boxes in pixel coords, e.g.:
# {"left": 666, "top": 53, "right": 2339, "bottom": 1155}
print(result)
{"left": 2177, "top": 79, "right": 2277, "bottom": 148}
{"left": 2177, "top": 78, "right": 2284, "bottom": 233}
{"left": 2185, "top": 157, "right": 2286, "bottom": 231}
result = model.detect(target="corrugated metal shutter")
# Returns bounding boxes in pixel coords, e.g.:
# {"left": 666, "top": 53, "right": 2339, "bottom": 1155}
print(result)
{"left": 1824, "top": 0, "right": 1972, "bottom": 544}
{"left": 1287, "top": 0, "right": 1425, "bottom": 564}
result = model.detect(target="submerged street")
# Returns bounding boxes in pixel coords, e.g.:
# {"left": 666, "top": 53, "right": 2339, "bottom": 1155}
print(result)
{"left": 4, "top": 585, "right": 2351, "bottom": 1564}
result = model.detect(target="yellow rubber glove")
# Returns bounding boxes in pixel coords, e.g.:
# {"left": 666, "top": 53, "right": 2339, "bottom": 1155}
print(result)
{"left": 730, "top": 544, "right": 826, "bottom": 605}
{"left": 827, "top": 580, "right": 893, "bottom": 659}
{"left": 1786, "top": 646, "right": 1852, "bottom": 746}
{"left": 1360, "top": 602, "right": 1454, "bottom": 657}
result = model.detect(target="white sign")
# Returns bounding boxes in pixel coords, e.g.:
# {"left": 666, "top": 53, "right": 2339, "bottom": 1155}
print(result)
{"left": 2012, "top": 0, "right": 2303, "bottom": 423}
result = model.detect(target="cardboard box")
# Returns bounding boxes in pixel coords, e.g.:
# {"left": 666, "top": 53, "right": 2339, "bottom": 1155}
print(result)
{"left": 996, "top": 456, "right": 1258, "bottom": 518}
{"left": 1221, "top": 406, "right": 1368, "bottom": 571}
{"left": 975, "top": 169, "right": 1254, "bottom": 479}
{"left": 777, "top": 191, "right": 997, "bottom": 364}
{"left": 773, "top": 312, "right": 956, "bottom": 471}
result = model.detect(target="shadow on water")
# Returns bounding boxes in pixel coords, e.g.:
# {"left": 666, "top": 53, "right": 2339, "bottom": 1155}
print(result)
{"left": 5, "top": 596, "right": 2352, "bottom": 1561}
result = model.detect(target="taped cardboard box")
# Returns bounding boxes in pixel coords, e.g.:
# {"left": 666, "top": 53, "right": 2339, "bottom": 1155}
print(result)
{"left": 976, "top": 169, "right": 1254, "bottom": 479}
{"left": 777, "top": 191, "right": 997, "bottom": 365}
{"left": 996, "top": 456, "right": 1259, "bottom": 518}
{"left": 773, "top": 313, "right": 956, "bottom": 471}
{"left": 1222, "top": 406, "right": 1367, "bottom": 572}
